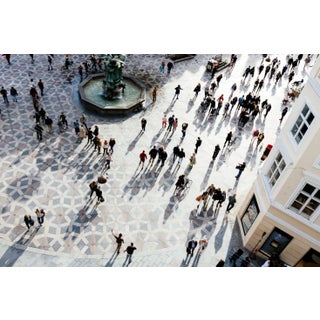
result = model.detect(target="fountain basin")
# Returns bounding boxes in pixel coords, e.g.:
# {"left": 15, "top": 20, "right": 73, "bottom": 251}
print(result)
{"left": 79, "top": 73, "right": 146, "bottom": 115}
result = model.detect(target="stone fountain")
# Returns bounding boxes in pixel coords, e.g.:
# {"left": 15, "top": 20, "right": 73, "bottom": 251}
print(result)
{"left": 79, "top": 54, "right": 146, "bottom": 115}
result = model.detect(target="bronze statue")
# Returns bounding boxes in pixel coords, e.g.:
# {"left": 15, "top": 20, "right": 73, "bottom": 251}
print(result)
{"left": 103, "top": 54, "right": 126, "bottom": 99}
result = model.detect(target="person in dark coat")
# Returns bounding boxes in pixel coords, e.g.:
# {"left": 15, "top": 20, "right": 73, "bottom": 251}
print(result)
{"left": 34, "top": 123, "right": 43, "bottom": 141}
{"left": 193, "top": 83, "right": 201, "bottom": 97}
{"left": 212, "top": 144, "right": 221, "bottom": 161}
{"left": 223, "top": 131, "right": 233, "bottom": 147}
{"left": 167, "top": 61, "right": 174, "bottom": 75}
{"left": 235, "top": 162, "right": 246, "bottom": 180}
{"left": 194, "top": 137, "right": 202, "bottom": 153}
{"left": 24, "top": 214, "right": 34, "bottom": 230}
{"left": 149, "top": 145, "right": 158, "bottom": 165}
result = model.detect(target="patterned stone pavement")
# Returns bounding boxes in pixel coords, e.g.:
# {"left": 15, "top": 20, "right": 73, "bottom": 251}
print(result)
{"left": 0, "top": 53, "right": 310, "bottom": 266}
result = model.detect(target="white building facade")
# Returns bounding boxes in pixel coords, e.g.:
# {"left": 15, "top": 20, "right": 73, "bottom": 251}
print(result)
{"left": 237, "top": 57, "right": 320, "bottom": 267}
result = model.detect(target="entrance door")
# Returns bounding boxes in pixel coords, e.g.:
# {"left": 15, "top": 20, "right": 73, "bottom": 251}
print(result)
{"left": 259, "top": 227, "right": 293, "bottom": 257}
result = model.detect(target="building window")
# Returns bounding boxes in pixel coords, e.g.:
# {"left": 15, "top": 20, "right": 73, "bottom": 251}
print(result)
{"left": 259, "top": 227, "right": 293, "bottom": 257}
{"left": 290, "top": 183, "right": 320, "bottom": 219}
{"left": 241, "top": 195, "right": 260, "bottom": 235}
{"left": 290, "top": 104, "right": 314, "bottom": 144}
{"left": 266, "top": 152, "right": 286, "bottom": 187}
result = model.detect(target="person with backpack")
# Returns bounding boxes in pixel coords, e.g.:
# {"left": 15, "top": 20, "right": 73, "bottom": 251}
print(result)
{"left": 112, "top": 230, "right": 124, "bottom": 255}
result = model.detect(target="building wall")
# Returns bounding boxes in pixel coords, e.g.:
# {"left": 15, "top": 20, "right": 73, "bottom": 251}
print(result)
{"left": 237, "top": 56, "right": 320, "bottom": 266}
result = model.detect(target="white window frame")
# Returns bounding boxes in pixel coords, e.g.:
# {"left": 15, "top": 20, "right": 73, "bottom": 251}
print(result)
{"left": 290, "top": 104, "right": 315, "bottom": 144}
{"left": 266, "top": 152, "right": 287, "bottom": 188}
{"left": 288, "top": 180, "right": 320, "bottom": 221}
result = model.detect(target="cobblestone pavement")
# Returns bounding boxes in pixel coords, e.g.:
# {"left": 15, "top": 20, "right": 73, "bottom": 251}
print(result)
{"left": 0, "top": 53, "right": 309, "bottom": 266}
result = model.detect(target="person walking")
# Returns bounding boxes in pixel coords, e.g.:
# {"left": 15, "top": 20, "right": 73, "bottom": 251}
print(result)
{"left": 177, "top": 148, "right": 185, "bottom": 166}
{"left": 59, "top": 112, "right": 68, "bottom": 129}
{"left": 193, "top": 83, "right": 201, "bottom": 97}
{"left": 152, "top": 86, "right": 157, "bottom": 102}
{"left": 288, "top": 70, "right": 295, "bottom": 84}
{"left": 139, "top": 150, "right": 147, "bottom": 169}
{"left": 34, "top": 123, "right": 44, "bottom": 141}
{"left": 264, "top": 103, "right": 272, "bottom": 118}
{"left": 141, "top": 117, "right": 147, "bottom": 132}
{"left": 93, "top": 125, "right": 99, "bottom": 137}
{"left": 4, "top": 54, "right": 11, "bottom": 65}
{"left": 112, "top": 230, "right": 124, "bottom": 255}
{"left": 167, "top": 114, "right": 174, "bottom": 131}
{"left": 109, "top": 138, "right": 116, "bottom": 153}
{"left": 73, "top": 119, "right": 80, "bottom": 136}
{"left": 35, "top": 208, "right": 45, "bottom": 226}
{"left": 256, "top": 132, "right": 265, "bottom": 148}
{"left": 250, "top": 129, "right": 260, "bottom": 144}
{"left": 87, "top": 127, "right": 94, "bottom": 144}
{"left": 162, "top": 114, "right": 167, "bottom": 128}
{"left": 38, "top": 79, "right": 44, "bottom": 96}
{"left": 80, "top": 113, "right": 88, "bottom": 130}
{"left": 223, "top": 131, "right": 233, "bottom": 148}
{"left": 194, "top": 137, "right": 202, "bottom": 153}
{"left": 24, "top": 214, "right": 34, "bottom": 231}
{"left": 235, "top": 162, "right": 246, "bottom": 180}
{"left": 186, "top": 240, "right": 198, "bottom": 259}
{"left": 229, "top": 83, "right": 237, "bottom": 100}
{"left": 226, "top": 194, "right": 237, "bottom": 212}
{"left": 212, "top": 144, "right": 220, "bottom": 162}
{"left": 123, "top": 243, "right": 137, "bottom": 266}
{"left": 172, "top": 145, "right": 180, "bottom": 163}
{"left": 181, "top": 122, "right": 188, "bottom": 138}
{"left": 159, "top": 149, "right": 168, "bottom": 167}
{"left": 148, "top": 145, "right": 158, "bottom": 165}
{"left": 48, "top": 54, "right": 54, "bottom": 70}
{"left": 45, "top": 116, "right": 53, "bottom": 134}
{"left": 159, "top": 61, "right": 165, "bottom": 73}
{"left": 10, "top": 86, "right": 18, "bottom": 102}
{"left": 89, "top": 180, "right": 98, "bottom": 198}
{"left": 172, "top": 117, "right": 178, "bottom": 132}
{"left": 189, "top": 152, "right": 196, "bottom": 167}
{"left": 173, "top": 85, "right": 183, "bottom": 100}
{"left": 216, "top": 74, "right": 223, "bottom": 87}
{"left": 95, "top": 186, "right": 104, "bottom": 203}
{"left": 279, "top": 107, "right": 289, "bottom": 124}
{"left": 167, "top": 61, "right": 174, "bottom": 75}
{"left": 78, "top": 64, "right": 83, "bottom": 81}
{"left": 0, "top": 86, "right": 9, "bottom": 105}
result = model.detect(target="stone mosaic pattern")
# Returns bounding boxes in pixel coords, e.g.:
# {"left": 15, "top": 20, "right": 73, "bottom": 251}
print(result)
{"left": 0, "top": 53, "right": 308, "bottom": 266}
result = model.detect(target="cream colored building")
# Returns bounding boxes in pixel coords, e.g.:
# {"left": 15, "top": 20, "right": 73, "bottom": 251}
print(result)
{"left": 237, "top": 57, "right": 320, "bottom": 267}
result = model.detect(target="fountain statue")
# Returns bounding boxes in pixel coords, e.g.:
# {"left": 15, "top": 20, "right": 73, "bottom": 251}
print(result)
{"left": 103, "top": 54, "right": 126, "bottom": 99}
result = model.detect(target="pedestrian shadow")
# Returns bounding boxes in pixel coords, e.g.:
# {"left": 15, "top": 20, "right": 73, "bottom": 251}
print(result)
{"left": 163, "top": 195, "right": 178, "bottom": 224}
{"left": 0, "top": 226, "right": 40, "bottom": 267}
{"left": 186, "top": 97, "right": 196, "bottom": 113}
{"left": 105, "top": 250, "right": 119, "bottom": 267}
{"left": 125, "top": 132, "right": 144, "bottom": 155}
{"left": 63, "top": 203, "right": 99, "bottom": 241}
{"left": 149, "top": 128, "right": 165, "bottom": 148}
{"left": 191, "top": 250, "right": 202, "bottom": 267}
{"left": 214, "top": 214, "right": 229, "bottom": 253}
{"left": 200, "top": 160, "right": 214, "bottom": 191}
{"left": 180, "top": 253, "right": 193, "bottom": 267}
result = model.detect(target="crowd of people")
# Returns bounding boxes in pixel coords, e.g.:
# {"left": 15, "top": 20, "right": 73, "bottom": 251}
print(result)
{"left": 1, "top": 53, "right": 312, "bottom": 267}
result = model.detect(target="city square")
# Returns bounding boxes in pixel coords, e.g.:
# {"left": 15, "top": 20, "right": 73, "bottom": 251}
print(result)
{"left": 0, "top": 53, "right": 310, "bottom": 267}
